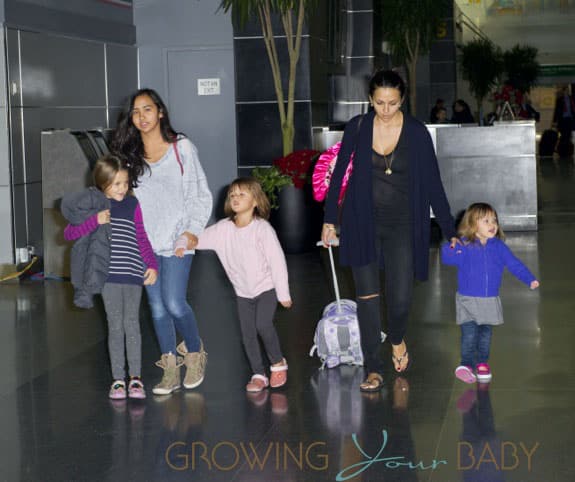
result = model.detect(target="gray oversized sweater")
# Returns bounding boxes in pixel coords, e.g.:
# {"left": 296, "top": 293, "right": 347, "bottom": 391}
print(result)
{"left": 134, "top": 137, "right": 213, "bottom": 257}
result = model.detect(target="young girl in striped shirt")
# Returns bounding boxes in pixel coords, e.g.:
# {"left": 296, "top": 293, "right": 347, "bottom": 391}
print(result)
{"left": 63, "top": 155, "right": 158, "bottom": 399}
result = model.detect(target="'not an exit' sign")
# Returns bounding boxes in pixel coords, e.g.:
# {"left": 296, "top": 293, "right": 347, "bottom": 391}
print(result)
{"left": 197, "top": 78, "right": 221, "bottom": 96}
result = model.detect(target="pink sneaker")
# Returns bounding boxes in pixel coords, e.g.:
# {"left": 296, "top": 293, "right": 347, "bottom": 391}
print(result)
{"left": 128, "top": 377, "right": 146, "bottom": 399}
{"left": 270, "top": 359, "right": 288, "bottom": 388}
{"left": 455, "top": 365, "right": 477, "bottom": 384}
{"left": 109, "top": 380, "right": 127, "bottom": 399}
{"left": 476, "top": 363, "right": 492, "bottom": 383}
{"left": 246, "top": 374, "right": 269, "bottom": 393}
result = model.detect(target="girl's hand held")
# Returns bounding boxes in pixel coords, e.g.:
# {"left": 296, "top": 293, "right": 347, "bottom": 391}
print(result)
{"left": 144, "top": 268, "right": 158, "bottom": 285}
{"left": 97, "top": 210, "right": 110, "bottom": 225}
{"left": 183, "top": 232, "right": 199, "bottom": 250}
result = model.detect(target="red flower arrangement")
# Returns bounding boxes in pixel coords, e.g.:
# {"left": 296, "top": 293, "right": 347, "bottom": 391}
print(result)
{"left": 493, "top": 82, "right": 524, "bottom": 110}
{"left": 273, "top": 149, "right": 320, "bottom": 189}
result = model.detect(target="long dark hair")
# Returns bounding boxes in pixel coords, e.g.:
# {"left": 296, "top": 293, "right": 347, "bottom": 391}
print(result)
{"left": 110, "top": 88, "right": 180, "bottom": 187}
{"left": 368, "top": 70, "right": 406, "bottom": 99}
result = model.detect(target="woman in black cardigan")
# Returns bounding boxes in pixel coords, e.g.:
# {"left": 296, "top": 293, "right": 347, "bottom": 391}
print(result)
{"left": 321, "top": 70, "right": 457, "bottom": 392}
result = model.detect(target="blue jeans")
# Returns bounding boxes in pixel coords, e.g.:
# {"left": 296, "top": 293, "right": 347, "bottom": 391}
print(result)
{"left": 460, "top": 321, "right": 492, "bottom": 367}
{"left": 145, "top": 254, "right": 201, "bottom": 354}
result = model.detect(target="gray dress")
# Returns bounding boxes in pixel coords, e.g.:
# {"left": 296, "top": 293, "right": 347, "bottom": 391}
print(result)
{"left": 456, "top": 292, "right": 504, "bottom": 326}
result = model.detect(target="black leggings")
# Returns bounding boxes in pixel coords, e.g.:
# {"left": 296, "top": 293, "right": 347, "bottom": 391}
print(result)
{"left": 236, "top": 289, "right": 284, "bottom": 375}
{"left": 352, "top": 224, "right": 413, "bottom": 374}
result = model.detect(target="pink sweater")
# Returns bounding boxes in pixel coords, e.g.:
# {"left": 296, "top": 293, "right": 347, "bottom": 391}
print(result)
{"left": 196, "top": 218, "right": 291, "bottom": 302}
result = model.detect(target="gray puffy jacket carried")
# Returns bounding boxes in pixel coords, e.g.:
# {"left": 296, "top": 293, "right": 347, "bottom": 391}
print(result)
{"left": 61, "top": 187, "right": 111, "bottom": 308}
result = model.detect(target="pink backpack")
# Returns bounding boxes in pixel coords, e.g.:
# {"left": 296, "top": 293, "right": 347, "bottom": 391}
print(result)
{"left": 312, "top": 115, "right": 363, "bottom": 205}
{"left": 312, "top": 144, "right": 354, "bottom": 205}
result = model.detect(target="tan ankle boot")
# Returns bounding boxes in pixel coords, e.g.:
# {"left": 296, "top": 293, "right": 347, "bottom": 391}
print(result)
{"left": 179, "top": 340, "right": 208, "bottom": 389}
{"left": 152, "top": 352, "right": 182, "bottom": 395}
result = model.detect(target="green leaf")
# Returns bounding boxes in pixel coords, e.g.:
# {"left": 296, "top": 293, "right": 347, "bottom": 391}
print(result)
{"left": 458, "top": 38, "right": 503, "bottom": 109}
{"left": 251, "top": 166, "right": 293, "bottom": 209}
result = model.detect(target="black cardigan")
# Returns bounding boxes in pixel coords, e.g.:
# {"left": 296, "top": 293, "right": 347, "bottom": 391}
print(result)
{"left": 324, "top": 110, "right": 456, "bottom": 281}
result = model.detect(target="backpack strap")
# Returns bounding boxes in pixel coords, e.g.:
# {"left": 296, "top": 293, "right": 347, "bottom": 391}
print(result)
{"left": 173, "top": 141, "right": 183, "bottom": 175}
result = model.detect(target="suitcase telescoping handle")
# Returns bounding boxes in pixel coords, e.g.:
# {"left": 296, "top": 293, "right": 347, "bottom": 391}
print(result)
{"left": 317, "top": 240, "right": 343, "bottom": 312}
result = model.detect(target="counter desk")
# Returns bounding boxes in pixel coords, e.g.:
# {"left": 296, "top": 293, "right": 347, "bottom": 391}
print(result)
{"left": 313, "top": 120, "right": 537, "bottom": 231}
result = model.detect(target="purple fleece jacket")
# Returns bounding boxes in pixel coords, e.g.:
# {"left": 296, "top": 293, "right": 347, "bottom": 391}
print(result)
{"left": 441, "top": 237, "right": 536, "bottom": 297}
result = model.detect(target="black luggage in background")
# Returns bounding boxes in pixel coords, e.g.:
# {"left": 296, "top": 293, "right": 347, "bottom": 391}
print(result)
{"left": 539, "top": 129, "right": 558, "bottom": 157}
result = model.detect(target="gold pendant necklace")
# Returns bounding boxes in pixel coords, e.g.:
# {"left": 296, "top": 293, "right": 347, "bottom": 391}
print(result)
{"left": 382, "top": 150, "right": 394, "bottom": 175}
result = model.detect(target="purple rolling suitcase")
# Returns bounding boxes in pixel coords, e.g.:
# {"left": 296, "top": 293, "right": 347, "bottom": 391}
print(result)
{"left": 310, "top": 242, "right": 386, "bottom": 369}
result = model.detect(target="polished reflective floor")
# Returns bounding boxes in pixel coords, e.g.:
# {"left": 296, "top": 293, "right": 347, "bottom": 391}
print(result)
{"left": 1, "top": 156, "right": 574, "bottom": 481}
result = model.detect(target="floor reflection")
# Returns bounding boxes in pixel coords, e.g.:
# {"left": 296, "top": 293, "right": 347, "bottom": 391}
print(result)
{"left": 1, "top": 153, "right": 575, "bottom": 481}
{"left": 457, "top": 385, "right": 505, "bottom": 482}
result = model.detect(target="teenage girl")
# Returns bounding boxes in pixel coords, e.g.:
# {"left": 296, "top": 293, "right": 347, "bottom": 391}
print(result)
{"left": 441, "top": 202, "right": 539, "bottom": 384}
{"left": 62, "top": 155, "right": 158, "bottom": 399}
{"left": 111, "top": 88, "right": 213, "bottom": 396}
{"left": 190, "top": 178, "right": 291, "bottom": 393}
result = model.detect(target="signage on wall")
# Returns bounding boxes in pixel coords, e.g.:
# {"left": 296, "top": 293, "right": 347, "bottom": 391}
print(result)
{"left": 539, "top": 65, "right": 575, "bottom": 78}
{"left": 197, "top": 79, "right": 221, "bottom": 96}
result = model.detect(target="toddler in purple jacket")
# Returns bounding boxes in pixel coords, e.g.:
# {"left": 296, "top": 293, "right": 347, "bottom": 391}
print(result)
{"left": 441, "top": 203, "right": 539, "bottom": 384}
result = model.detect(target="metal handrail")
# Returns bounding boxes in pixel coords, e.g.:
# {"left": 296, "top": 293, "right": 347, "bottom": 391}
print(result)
{"left": 456, "top": 11, "right": 490, "bottom": 42}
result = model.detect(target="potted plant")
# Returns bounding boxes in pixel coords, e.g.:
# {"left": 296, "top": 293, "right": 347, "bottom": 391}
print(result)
{"left": 252, "top": 149, "right": 320, "bottom": 253}
{"left": 458, "top": 38, "right": 503, "bottom": 124}
{"left": 219, "top": 0, "right": 314, "bottom": 156}
{"left": 503, "top": 44, "right": 540, "bottom": 96}
{"left": 251, "top": 165, "right": 292, "bottom": 210}
{"left": 377, "top": 0, "right": 450, "bottom": 116}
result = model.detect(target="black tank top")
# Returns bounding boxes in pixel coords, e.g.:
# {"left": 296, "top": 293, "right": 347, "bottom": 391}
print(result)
{"left": 372, "top": 128, "right": 410, "bottom": 226}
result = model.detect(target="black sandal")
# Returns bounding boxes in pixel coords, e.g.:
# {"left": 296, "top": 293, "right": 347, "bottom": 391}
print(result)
{"left": 360, "top": 372, "right": 384, "bottom": 392}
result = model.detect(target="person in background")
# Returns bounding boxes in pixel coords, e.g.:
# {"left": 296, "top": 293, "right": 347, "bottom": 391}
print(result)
{"left": 429, "top": 98, "right": 446, "bottom": 123}
{"left": 434, "top": 107, "right": 448, "bottom": 124}
{"left": 451, "top": 99, "right": 475, "bottom": 124}
{"left": 552, "top": 85, "right": 575, "bottom": 151}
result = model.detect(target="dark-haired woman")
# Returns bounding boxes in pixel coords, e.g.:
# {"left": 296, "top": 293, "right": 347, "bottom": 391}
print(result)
{"left": 321, "top": 70, "right": 457, "bottom": 392}
{"left": 112, "top": 88, "right": 212, "bottom": 396}
{"left": 451, "top": 99, "right": 475, "bottom": 124}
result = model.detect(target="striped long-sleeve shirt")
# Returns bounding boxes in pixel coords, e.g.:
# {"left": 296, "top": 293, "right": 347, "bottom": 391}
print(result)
{"left": 64, "top": 195, "right": 157, "bottom": 285}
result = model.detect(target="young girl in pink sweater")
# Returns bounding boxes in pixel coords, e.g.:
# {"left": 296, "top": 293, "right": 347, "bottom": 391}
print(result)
{"left": 184, "top": 178, "right": 291, "bottom": 393}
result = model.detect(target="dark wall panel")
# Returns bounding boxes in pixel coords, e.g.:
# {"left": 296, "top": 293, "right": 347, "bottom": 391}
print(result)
{"left": 4, "top": 0, "right": 135, "bottom": 44}
{"left": 349, "top": 11, "right": 373, "bottom": 58}
{"left": 232, "top": 12, "right": 308, "bottom": 38}
{"left": 234, "top": 37, "right": 311, "bottom": 102}
{"left": 6, "top": 24, "right": 137, "bottom": 256}
{"left": 106, "top": 43, "right": 138, "bottom": 108}
{"left": 237, "top": 102, "right": 312, "bottom": 166}
{"left": 19, "top": 31, "right": 106, "bottom": 107}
